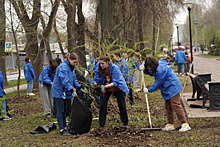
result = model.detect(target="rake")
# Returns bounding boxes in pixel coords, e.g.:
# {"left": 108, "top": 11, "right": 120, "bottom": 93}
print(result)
{"left": 140, "top": 69, "right": 161, "bottom": 131}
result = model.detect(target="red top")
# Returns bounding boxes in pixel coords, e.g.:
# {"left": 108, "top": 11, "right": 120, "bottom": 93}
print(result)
{"left": 104, "top": 70, "right": 121, "bottom": 92}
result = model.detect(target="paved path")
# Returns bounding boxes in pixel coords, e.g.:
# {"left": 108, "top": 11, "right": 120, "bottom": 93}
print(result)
{"left": 4, "top": 84, "right": 27, "bottom": 94}
{"left": 194, "top": 55, "right": 220, "bottom": 81}
{"left": 181, "top": 55, "right": 220, "bottom": 118}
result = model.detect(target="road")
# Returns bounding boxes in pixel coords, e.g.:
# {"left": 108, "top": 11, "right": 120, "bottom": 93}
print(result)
{"left": 194, "top": 55, "right": 220, "bottom": 81}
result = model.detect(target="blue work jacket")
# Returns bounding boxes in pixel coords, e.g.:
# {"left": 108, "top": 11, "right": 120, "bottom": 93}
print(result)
{"left": 114, "top": 57, "right": 133, "bottom": 83}
{"left": 52, "top": 59, "right": 81, "bottom": 99}
{"left": 39, "top": 65, "right": 55, "bottom": 86}
{"left": 159, "top": 58, "right": 172, "bottom": 66}
{"left": 0, "top": 71, "right": 4, "bottom": 97}
{"left": 131, "top": 56, "right": 141, "bottom": 70}
{"left": 87, "top": 57, "right": 95, "bottom": 71}
{"left": 93, "top": 62, "right": 129, "bottom": 94}
{"left": 146, "top": 64, "right": 182, "bottom": 100}
{"left": 175, "top": 50, "right": 187, "bottom": 64}
{"left": 24, "top": 62, "right": 36, "bottom": 82}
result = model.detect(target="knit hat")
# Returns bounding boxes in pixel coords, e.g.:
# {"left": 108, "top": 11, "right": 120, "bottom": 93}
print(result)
{"left": 25, "top": 57, "right": 30, "bottom": 62}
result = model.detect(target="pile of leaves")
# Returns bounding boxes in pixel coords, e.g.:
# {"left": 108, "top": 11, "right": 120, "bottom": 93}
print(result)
{"left": 91, "top": 84, "right": 105, "bottom": 97}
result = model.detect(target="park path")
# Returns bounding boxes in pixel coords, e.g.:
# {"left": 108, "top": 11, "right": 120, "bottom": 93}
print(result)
{"left": 194, "top": 55, "right": 220, "bottom": 81}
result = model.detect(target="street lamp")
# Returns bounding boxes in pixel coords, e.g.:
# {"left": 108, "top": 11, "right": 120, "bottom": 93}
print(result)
{"left": 185, "top": 2, "right": 194, "bottom": 74}
{"left": 175, "top": 23, "right": 180, "bottom": 48}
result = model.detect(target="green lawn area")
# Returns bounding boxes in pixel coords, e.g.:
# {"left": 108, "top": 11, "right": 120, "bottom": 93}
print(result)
{"left": 4, "top": 79, "right": 26, "bottom": 89}
{"left": 0, "top": 75, "right": 219, "bottom": 146}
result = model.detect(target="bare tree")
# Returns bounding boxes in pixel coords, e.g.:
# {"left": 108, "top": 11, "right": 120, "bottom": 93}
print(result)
{"left": 0, "top": 0, "right": 8, "bottom": 86}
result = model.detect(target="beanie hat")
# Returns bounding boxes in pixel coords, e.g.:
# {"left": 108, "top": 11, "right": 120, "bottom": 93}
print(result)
{"left": 25, "top": 57, "right": 30, "bottom": 62}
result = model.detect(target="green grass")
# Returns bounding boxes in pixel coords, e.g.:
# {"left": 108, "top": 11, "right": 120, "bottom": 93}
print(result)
{"left": 0, "top": 75, "right": 219, "bottom": 146}
{"left": 4, "top": 79, "right": 26, "bottom": 89}
{"left": 195, "top": 54, "right": 220, "bottom": 58}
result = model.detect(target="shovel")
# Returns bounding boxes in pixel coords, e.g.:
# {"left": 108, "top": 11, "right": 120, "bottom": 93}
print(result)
{"left": 140, "top": 69, "right": 161, "bottom": 131}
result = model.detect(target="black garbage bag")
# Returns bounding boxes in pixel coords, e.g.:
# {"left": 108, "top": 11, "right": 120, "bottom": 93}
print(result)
{"left": 30, "top": 122, "right": 57, "bottom": 134}
{"left": 67, "top": 92, "right": 93, "bottom": 135}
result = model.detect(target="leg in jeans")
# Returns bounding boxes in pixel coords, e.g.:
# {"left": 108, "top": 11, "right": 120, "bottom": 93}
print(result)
{"left": 1, "top": 98, "right": 7, "bottom": 116}
{"left": 114, "top": 91, "right": 128, "bottom": 126}
{"left": 170, "top": 93, "right": 187, "bottom": 124}
{"left": 55, "top": 98, "right": 67, "bottom": 130}
{"left": 30, "top": 80, "right": 33, "bottom": 93}
{"left": 99, "top": 91, "right": 112, "bottom": 127}
{"left": 177, "top": 64, "right": 181, "bottom": 75}
{"left": 27, "top": 81, "right": 31, "bottom": 93}
{"left": 181, "top": 63, "right": 185, "bottom": 76}
{"left": 90, "top": 80, "right": 100, "bottom": 106}
{"left": 165, "top": 99, "right": 175, "bottom": 124}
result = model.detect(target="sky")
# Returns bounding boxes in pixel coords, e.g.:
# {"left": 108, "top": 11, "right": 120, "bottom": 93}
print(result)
{"left": 172, "top": 0, "right": 213, "bottom": 43}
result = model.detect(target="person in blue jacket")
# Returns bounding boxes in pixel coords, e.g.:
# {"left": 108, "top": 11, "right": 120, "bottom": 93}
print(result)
{"left": 131, "top": 50, "right": 142, "bottom": 92}
{"left": 39, "top": 59, "right": 58, "bottom": 117}
{"left": 140, "top": 57, "right": 191, "bottom": 132}
{"left": 114, "top": 51, "right": 135, "bottom": 108}
{"left": 87, "top": 54, "right": 100, "bottom": 106}
{"left": 52, "top": 52, "right": 84, "bottom": 136}
{"left": 175, "top": 47, "right": 188, "bottom": 76}
{"left": 0, "top": 71, "right": 11, "bottom": 120}
{"left": 159, "top": 56, "right": 172, "bottom": 66}
{"left": 93, "top": 55, "right": 129, "bottom": 129}
{"left": 24, "top": 57, "right": 36, "bottom": 96}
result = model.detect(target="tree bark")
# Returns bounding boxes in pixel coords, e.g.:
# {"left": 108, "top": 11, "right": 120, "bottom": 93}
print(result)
{"left": 0, "top": 0, "right": 8, "bottom": 86}
{"left": 136, "top": 0, "right": 144, "bottom": 51}
{"left": 54, "top": 19, "right": 65, "bottom": 56}
{"left": 62, "top": 0, "right": 77, "bottom": 52}
{"left": 75, "top": 0, "right": 86, "bottom": 68}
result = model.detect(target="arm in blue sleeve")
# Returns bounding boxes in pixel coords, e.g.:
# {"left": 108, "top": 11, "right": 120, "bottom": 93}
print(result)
{"left": 92, "top": 71, "right": 101, "bottom": 84}
{"left": 42, "top": 69, "right": 52, "bottom": 85}
{"left": 73, "top": 72, "right": 81, "bottom": 89}
{"left": 30, "top": 64, "right": 36, "bottom": 79}
{"left": 59, "top": 69, "right": 73, "bottom": 92}
{"left": 148, "top": 68, "right": 168, "bottom": 92}
{"left": 0, "top": 72, "right": 4, "bottom": 88}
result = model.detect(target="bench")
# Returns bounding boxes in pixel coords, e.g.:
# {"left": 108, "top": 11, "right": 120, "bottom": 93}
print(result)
{"left": 188, "top": 73, "right": 211, "bottom": 108}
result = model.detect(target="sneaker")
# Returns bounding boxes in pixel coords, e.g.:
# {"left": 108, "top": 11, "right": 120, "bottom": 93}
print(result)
{"left": 179, "top": 123, "right": 191, "bottom": 132}
{"left": 162, "top": 124, "right": 175, "bottom": 131}
{"left": 3, "top": 116, "right": 12, "bottom": 121}
{"left": 28, "top": 93, "right": 35, "bottom": 96}
{"left": 60, "top": 129, "right": 72, "bottom": 136}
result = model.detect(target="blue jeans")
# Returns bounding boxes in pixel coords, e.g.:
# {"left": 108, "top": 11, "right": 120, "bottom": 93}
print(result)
{"left": 55, "top": 98, "right": 67, "bottom": 130}
{"left": 27, "top": 80, "right": 33, "bottom": 93}
{"left": 1, "top": 98, "right": 6, "bottom": 116}
{"left": 177, "top": 63, "right": 185, "bottom": 75}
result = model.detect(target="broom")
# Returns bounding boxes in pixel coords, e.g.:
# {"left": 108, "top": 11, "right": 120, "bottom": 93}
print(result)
{"left": 140, "top": 66, "right": 161, "bottom": 131}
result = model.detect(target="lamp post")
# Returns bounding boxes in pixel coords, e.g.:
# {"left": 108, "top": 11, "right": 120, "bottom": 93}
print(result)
{"left": 175, "top": 24, "right": 180, "bottom": 48}
{"left": 194, "top": 17, "right": 198, "bottom": 53}
{"left": 186, "top": 2, "right": 194, "bottom": 74}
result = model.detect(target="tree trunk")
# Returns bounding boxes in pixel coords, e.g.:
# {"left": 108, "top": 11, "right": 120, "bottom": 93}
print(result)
{"left": 0, "top": 0, "right": 8, "bottom": 86}
{"left": 136, "top": 0, "right": 144, "bottom": 51}
{"left": 62, "top": 0, "right": 76, "bottom": 52}
{"left": 75, "top": 0, "right": 86, "bottom": 68}
{"left": 54, "top": 19, "right": 65, "bottom": 56}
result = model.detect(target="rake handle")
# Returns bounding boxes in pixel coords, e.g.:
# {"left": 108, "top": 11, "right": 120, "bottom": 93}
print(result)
{"left": 141, "top": 70, "right": 152, "bottom": 128}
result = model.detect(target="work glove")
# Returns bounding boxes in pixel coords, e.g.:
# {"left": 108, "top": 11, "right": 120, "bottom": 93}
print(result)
{"left": 101, "top": 85, "right": 106, "bottom": 92}
{"left": 77, "top": 88, "right": 86, "bottom": 94}
{"left": 143, "top": 88, "right": 149, "bottom": 94}
{"left": 72, "top": 91, "right": 77, "bottom": 97}
{"left": 139, "top": 64, "right": 145, "bottom": 71}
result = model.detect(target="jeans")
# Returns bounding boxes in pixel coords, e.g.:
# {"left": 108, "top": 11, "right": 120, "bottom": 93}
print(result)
{"left": 55, "top": 98, "right": 67, "bottom": 130}
{"left": 0, "top": 98, "right": 6, "bottom": 116}
{"left": 99, "top": 91, "right": 128, "bottom": 127}
{"left": 177, "top": 63, "right": 185, "bottom": 75}
{"left": 27, "top": 80, "right": 33, "bottom": 93}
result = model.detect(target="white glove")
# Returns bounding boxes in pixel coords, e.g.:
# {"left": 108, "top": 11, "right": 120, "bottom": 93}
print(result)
{"left": 101, "top": 85, "right": 106, "bottom": 92}
{"left": 143, "top": 88, "right": 148, "bottom": 94}
{"left": 139, "top": 64, "right": 145, "bottom": 71}
{"left": 72, "top": 91, "right": 77, "bottom": 97}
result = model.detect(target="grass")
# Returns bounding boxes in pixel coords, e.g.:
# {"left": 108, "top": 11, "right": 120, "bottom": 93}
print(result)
{"left": 195, "top": 54, "right": 220, "bottom": 58}
{"left": 0, "top": 74, "right": 220, "bottom": 146}
{"left": 4, "top": 79, "right": 26, "bottom": 89}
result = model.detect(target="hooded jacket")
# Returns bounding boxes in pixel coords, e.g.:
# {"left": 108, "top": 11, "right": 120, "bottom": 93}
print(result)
{"left": 38, "top": 65, "right": 55, "bottom": 86}
{"left": 114, "top": 57, "right": 133, "bottom": 83}
{"left": 146, "top": 63, "right": 182, "bottom": 100}
{"left": 0, "top": 71, "right": 4, "bottom": 97}
{"left": 52, "top": 59, "right": 81, "bottom": 99}
{"left": 24, "top": 62, "right": 36, "bottom": 82}
{"left": 93, "top": 62, "right": 129, "bottom": 94}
